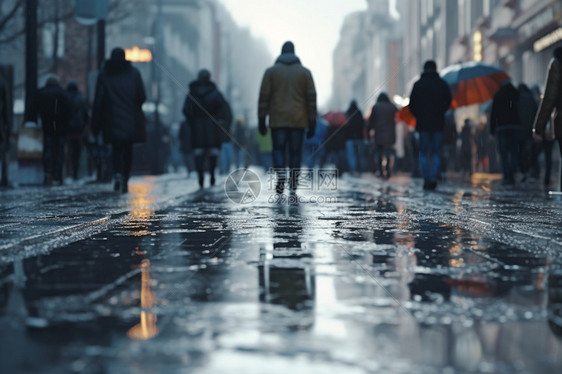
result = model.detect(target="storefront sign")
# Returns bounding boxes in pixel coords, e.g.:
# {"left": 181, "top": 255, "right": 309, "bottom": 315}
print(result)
{"left": 534, "top": 27, "right": 562, "bottom": 52}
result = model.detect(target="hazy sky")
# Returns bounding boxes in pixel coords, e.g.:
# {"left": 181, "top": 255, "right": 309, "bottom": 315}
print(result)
{"left": 219, "top": 0, "right": 367, "bottom": 107}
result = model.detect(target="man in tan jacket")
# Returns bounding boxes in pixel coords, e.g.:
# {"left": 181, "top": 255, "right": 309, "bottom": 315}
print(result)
{"left": 258, "top": 41, "right": 317, "bottom": 195}
{"left": 533, "top": 46, "right": 562, "bottom": 191}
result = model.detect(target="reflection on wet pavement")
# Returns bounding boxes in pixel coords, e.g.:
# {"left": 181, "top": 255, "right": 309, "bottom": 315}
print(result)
{"left": 0, "top": 172, "right": 562, "bottom": 373}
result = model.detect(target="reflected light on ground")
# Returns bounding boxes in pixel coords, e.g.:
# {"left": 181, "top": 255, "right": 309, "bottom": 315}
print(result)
{"left": 127, "top": 259, "right": 159, "bottom": 340}
{"left": 128, "top": 180, "right": 156, "bottom": 236}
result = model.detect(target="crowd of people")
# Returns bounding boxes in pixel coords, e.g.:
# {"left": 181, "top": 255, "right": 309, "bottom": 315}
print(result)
{"left": 7, "top": 42, "right": 562, "bottom": 194}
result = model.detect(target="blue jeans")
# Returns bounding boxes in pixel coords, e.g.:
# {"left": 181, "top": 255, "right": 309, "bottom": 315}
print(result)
{"left": 271, "top": 128, "right": 305, "bottom": 190}
{"left": 219, "top": 142, "right": 234, "bottom": 174}
{"left": 497, "top": 128, "right": 519, "bottom": 183}
{"left": 346, "top": 140, "right": 361, "bottom": 172}
{"left": 418, "top": 131, "right": 443, "bottom": 182}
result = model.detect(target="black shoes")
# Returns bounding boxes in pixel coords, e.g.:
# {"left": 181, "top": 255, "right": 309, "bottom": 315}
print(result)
{"left": 423, "top": 179, "right": 437, "bottom": 190}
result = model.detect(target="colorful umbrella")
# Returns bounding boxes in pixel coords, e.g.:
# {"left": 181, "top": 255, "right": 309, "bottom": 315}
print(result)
{"left": 397, "top": 105, "right": 416, "bottom": 128}
{"left": 440, "top": 61, "right": 510, "bottom": 108}
{"left": 322, "top": 110, "right": 347, "bottom": 126}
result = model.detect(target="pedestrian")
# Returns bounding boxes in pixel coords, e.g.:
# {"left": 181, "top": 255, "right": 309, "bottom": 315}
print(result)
{"left": 65, "top": 80, "right": 89, "bottom": 181}
{"left": 517, "top": 83, "right": 538, "bottom": 181}
{"left": 92, "top": 47, "right": 147, "bottom": 193}
{"left": 324, "top": 120, "right": 347, "bottom": 172}
{"left": 258, "top": 41, "right": 317, "bottom": 195}
{"left": 367, "top": 93, "right": 397, "bottom": 178}
{"left": 459, "top": 118, "right": 473, "bottom": 176}
{"left": 303, "top": 115, "right": 327, "bottom": 170}
{"left": 441, "top": 110, "right": 458, "bottom": 177}
{"left": 233, "top": 117, "right": 248, "bottom": 169}
{"left": 490, "top": 80, "right": 520, "bottom": 185}
{"left": 35, "top": 75, "right": 71, "bottom": 186}
{"left": 344, "top": 100, "right": 365, "bottom": 175}
{"left": 178, "top": 119, "right": 195, "bottom": 176}
{"left": 409, "top": 60, "right": 452, "bottom": 190}
{"left": 183, "top": 69, "right": 232, "bottom": 188}
{"left": 533, "top": 46, "right": 562, "bottom": 191}
{"left": 475, "top": 119, "right": 490, "bottom": 172}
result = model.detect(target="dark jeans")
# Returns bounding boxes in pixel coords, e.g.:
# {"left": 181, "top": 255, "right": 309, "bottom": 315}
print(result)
{"left": 271, "top": 128, "right": 305, "bottom": 190}
{"left": 418, "top": 131, "right": 443, "bottom": 182}
{"left": 375, "top": 145, "right": 395, "bottom": 177}
{"left": 43, "top": 135, "right": 66, "bottom": 182}
{"left": 112, "top": 142, "right": 133, "bottom": 180}
{"left": 496, "top": 128, "right": 519, "bottom": 183}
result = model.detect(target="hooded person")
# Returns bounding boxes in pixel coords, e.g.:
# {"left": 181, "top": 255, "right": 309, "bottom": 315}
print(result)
{"left": 35, "top": 74, "right": 72, "bottom": 185}
{"left": 258, "top": 41, "right": 317, "bottom": 195}
{"left": 367, "top": 93, "right": 398, "bottom": 178}
{"left": 409, "top": 60, "right": 452, "bottom": 190}
{"left": 182, "top": 69, "right": 232, "bottom": 188}
{"left": 533, "top": 47, "right": 562, "bottom": 190}
{"left": 92, "top": 47, "right": 147, "bottom": 193}
{"left": 344, "top": 100, "right": 365, "bottom": 174}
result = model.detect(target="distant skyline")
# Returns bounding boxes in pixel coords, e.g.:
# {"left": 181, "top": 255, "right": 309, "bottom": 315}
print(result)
{"left": 219, "top": 0, "right": 368, "bottom": 108}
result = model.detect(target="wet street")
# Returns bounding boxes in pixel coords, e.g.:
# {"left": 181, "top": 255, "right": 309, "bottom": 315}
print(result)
{"left": 1, "top": 171, "right": 562, "bottom": 374}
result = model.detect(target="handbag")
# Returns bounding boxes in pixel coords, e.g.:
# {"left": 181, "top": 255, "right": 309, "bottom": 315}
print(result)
{"left": 17, "top": 125, "right": 43, "bottom": 160}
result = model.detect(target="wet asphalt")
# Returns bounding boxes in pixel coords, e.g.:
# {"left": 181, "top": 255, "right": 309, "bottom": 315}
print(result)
{"left": 1, "top": 170, "right": 562, "bottom": 374}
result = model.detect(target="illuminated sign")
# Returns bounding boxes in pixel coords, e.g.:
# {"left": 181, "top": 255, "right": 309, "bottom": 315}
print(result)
{"left": 534, "top": 27, "right": 562, "bottom": 52}
{"left": 473, "top": 30, "right": 482, "bottom": 62}
{"left": 125, "top": 46, "right": 152, "bottom": 62}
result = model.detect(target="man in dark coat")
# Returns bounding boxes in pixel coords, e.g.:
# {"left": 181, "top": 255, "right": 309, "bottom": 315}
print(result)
{"left": 258, "top": 41, "right": 317, "bottom": 195}
{"left": 183, "top": 69, "right": 232, "bottom": 188}
{"left": 35, "top": 76, "right": 71, "bottom": 186}
{"left": 490, "top": 81, "right": 520, "bottom": 185}
{"left": 66, "top": 80, "right": 89, "bottom": 180}
{"left": 409, "top": 60, "right": 452, "bottom": 190}
{"left": 92, "top": 47, "right": 147, "bottom": 193}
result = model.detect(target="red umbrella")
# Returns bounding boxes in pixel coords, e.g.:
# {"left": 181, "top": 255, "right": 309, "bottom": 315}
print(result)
{"left": 322, "top": 110, "right": 347, "bottom": 126}
{"left": 441, "top": 61, "right": 510, "bottom": 108}
{"left": 397, "top": 105, "right": 416, "bottom": 128}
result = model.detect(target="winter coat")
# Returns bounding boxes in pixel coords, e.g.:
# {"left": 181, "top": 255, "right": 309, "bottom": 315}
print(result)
{"left": 35, "top": 82, "right": 72, "bottom": 137}
{"left": 258, "top": 53, "right": 317, "bottom": 129}
{"left": 67, "top": 89, "right": 89, "bottom": 138}
{"left": 490, "top": 82, "right": 519, "bottom": 135}
{"left": 182, "top": 79, "right": 232, "bottom": 149}
{"left": 368, "top": 101, "right": 397, "bottom": 147}
{"left": 533, "top": 57, "right": 562, "bottom": 140}
{"left": 517, "top": 86, "right": 538, "bottom": 140}
{"left": 345, "top": 103, "right": 365, "bottom": 140}
{"left": 409, "top": 71, "right": 452, "bottom": 132}
{"left": 92, "top": 58, "right": 147, "bottom": 143}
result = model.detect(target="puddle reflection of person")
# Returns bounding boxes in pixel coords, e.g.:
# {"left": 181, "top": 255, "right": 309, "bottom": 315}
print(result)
{"left": 258, "top": 206, "right": 315, "bottom": 330}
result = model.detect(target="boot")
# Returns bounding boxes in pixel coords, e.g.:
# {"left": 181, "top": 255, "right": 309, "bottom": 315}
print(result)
{"left": 121, "top": 176, "right": 129, "bottom": 193}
